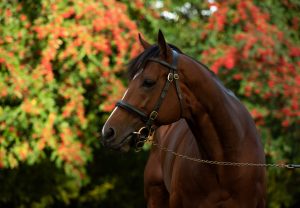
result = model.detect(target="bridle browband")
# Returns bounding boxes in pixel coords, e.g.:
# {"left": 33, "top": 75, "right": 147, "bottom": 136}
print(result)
{"left": 116, "top": 50, "right": 184, "bottom": 150}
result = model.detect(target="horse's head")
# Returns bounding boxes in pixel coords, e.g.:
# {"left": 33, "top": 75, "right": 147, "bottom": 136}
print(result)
{"left": 101, "top": 31, "right": 183, "bottom": 151}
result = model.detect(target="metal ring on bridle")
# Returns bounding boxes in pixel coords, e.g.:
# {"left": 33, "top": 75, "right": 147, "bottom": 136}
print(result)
{"left": 133, "top": 126, "right": 154, "bottom": 152}
{"left": 133, "top": 126, "right": 150, "bottom": 137}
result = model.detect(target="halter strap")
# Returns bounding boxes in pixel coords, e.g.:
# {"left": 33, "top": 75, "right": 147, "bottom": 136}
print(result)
{"left": 116, "top": 100, "right": 148, "bottom": 122}
{"left": 147, "top": 50, "right": 179, "bottom": 71}
{"left": 147, "top": 50, "right": 183, "bottom": 118}
{"left": 117, "top": 50, "right": 183, "bottom": 120}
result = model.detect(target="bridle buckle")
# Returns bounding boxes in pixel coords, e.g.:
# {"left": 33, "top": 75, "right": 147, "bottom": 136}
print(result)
{"left": 167, "top": 73, "right": 174, "bottom": 82}
{"left": 149, "top": 111, "right": 158, "bottom": 120}
{"left": 174, "top": 73, "right": 179, "bottom": 80}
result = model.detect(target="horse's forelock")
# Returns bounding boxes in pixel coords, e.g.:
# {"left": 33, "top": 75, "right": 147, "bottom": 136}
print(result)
{"left": 127, "top": 45, "right": 160, "bottom": 80}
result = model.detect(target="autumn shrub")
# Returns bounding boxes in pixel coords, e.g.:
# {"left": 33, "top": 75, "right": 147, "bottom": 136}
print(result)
{"left": 0, "top": 0, "right": 140, "bottom": 206}
{"left": 0, "top": 0, "right": 299, "bottom": 207}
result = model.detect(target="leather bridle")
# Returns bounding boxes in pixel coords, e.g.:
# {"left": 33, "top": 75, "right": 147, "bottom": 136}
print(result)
{"left": 116, "top": 50, "right": 184, "bottom": 150}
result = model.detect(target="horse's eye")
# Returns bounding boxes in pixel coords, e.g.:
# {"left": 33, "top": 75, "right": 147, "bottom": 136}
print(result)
{"left": 142, "top": 79, "right": 156, "bottom": 88}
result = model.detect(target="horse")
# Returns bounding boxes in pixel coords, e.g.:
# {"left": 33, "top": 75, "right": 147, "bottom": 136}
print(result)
{"left": 101, "top": 31, "right": 266, "bottom": 207}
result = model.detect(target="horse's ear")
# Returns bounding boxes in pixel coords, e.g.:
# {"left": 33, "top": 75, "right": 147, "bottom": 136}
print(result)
{"left": 138, "top": 33, "right": 151, "bottom": 50}
{"left": 157, "top": 29, "right": 172, "bottom": 59}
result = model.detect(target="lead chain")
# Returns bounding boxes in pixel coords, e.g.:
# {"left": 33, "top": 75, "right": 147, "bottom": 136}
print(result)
{"left": 150, "top": 141, "right": 299, "bottom": 169}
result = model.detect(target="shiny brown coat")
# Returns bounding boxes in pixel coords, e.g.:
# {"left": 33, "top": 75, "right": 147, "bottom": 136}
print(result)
{"left": 101, "top": 31, "right": 266, "bottom": 207}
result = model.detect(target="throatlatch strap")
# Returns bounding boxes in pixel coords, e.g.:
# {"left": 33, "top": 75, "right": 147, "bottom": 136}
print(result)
{"left": 148, "top": 50, "right": 184, "bottom": 116}
{"left": 170, "top": 51, "right": 184, "bottom": 116}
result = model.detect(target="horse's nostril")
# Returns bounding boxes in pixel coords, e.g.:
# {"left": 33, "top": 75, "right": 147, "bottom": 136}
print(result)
{"left": 103, "top": 127, "right": 115, "bottom": 140}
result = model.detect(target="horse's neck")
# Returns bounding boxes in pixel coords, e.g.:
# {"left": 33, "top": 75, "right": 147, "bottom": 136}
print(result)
{"left": 181, "top": 56, "right": 247, "bottom": 161}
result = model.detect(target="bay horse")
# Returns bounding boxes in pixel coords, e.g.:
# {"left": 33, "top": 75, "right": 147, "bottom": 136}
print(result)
{"left": 101, "top": 31, "right": 266, "bottom": 207}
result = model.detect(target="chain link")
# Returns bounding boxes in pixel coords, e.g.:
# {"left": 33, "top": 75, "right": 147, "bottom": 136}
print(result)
{"left": 149, "top": 141, "right": 298, "bottom": 169}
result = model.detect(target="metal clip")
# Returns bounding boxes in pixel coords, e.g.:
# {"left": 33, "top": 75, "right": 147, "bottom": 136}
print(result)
{"left": 174, "top": 73, "right": 179, "bottom": 80}
{"left": 286, "top": 164, "right": 300, "bottom": 169}
{"left": 135, "top": 140, "right": 145, "bottom": 152}
{"left": 133, "top": 126, "right": 155, "bottom": 152}
{"left": 167, "top": 73, "right": 174, "bottom": 82}
{"left": 133, "top": 126, "right": 149, "bottom": 136}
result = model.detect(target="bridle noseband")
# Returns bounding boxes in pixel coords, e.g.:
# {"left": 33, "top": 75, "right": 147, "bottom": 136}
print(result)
{"left": 116, "top": 50, "right": 184, "bottom": 151}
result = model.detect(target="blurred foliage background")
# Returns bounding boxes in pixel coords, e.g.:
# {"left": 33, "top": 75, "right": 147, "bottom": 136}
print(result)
{"left": 0, "top": 0, "right": 299, "bottom": 207}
